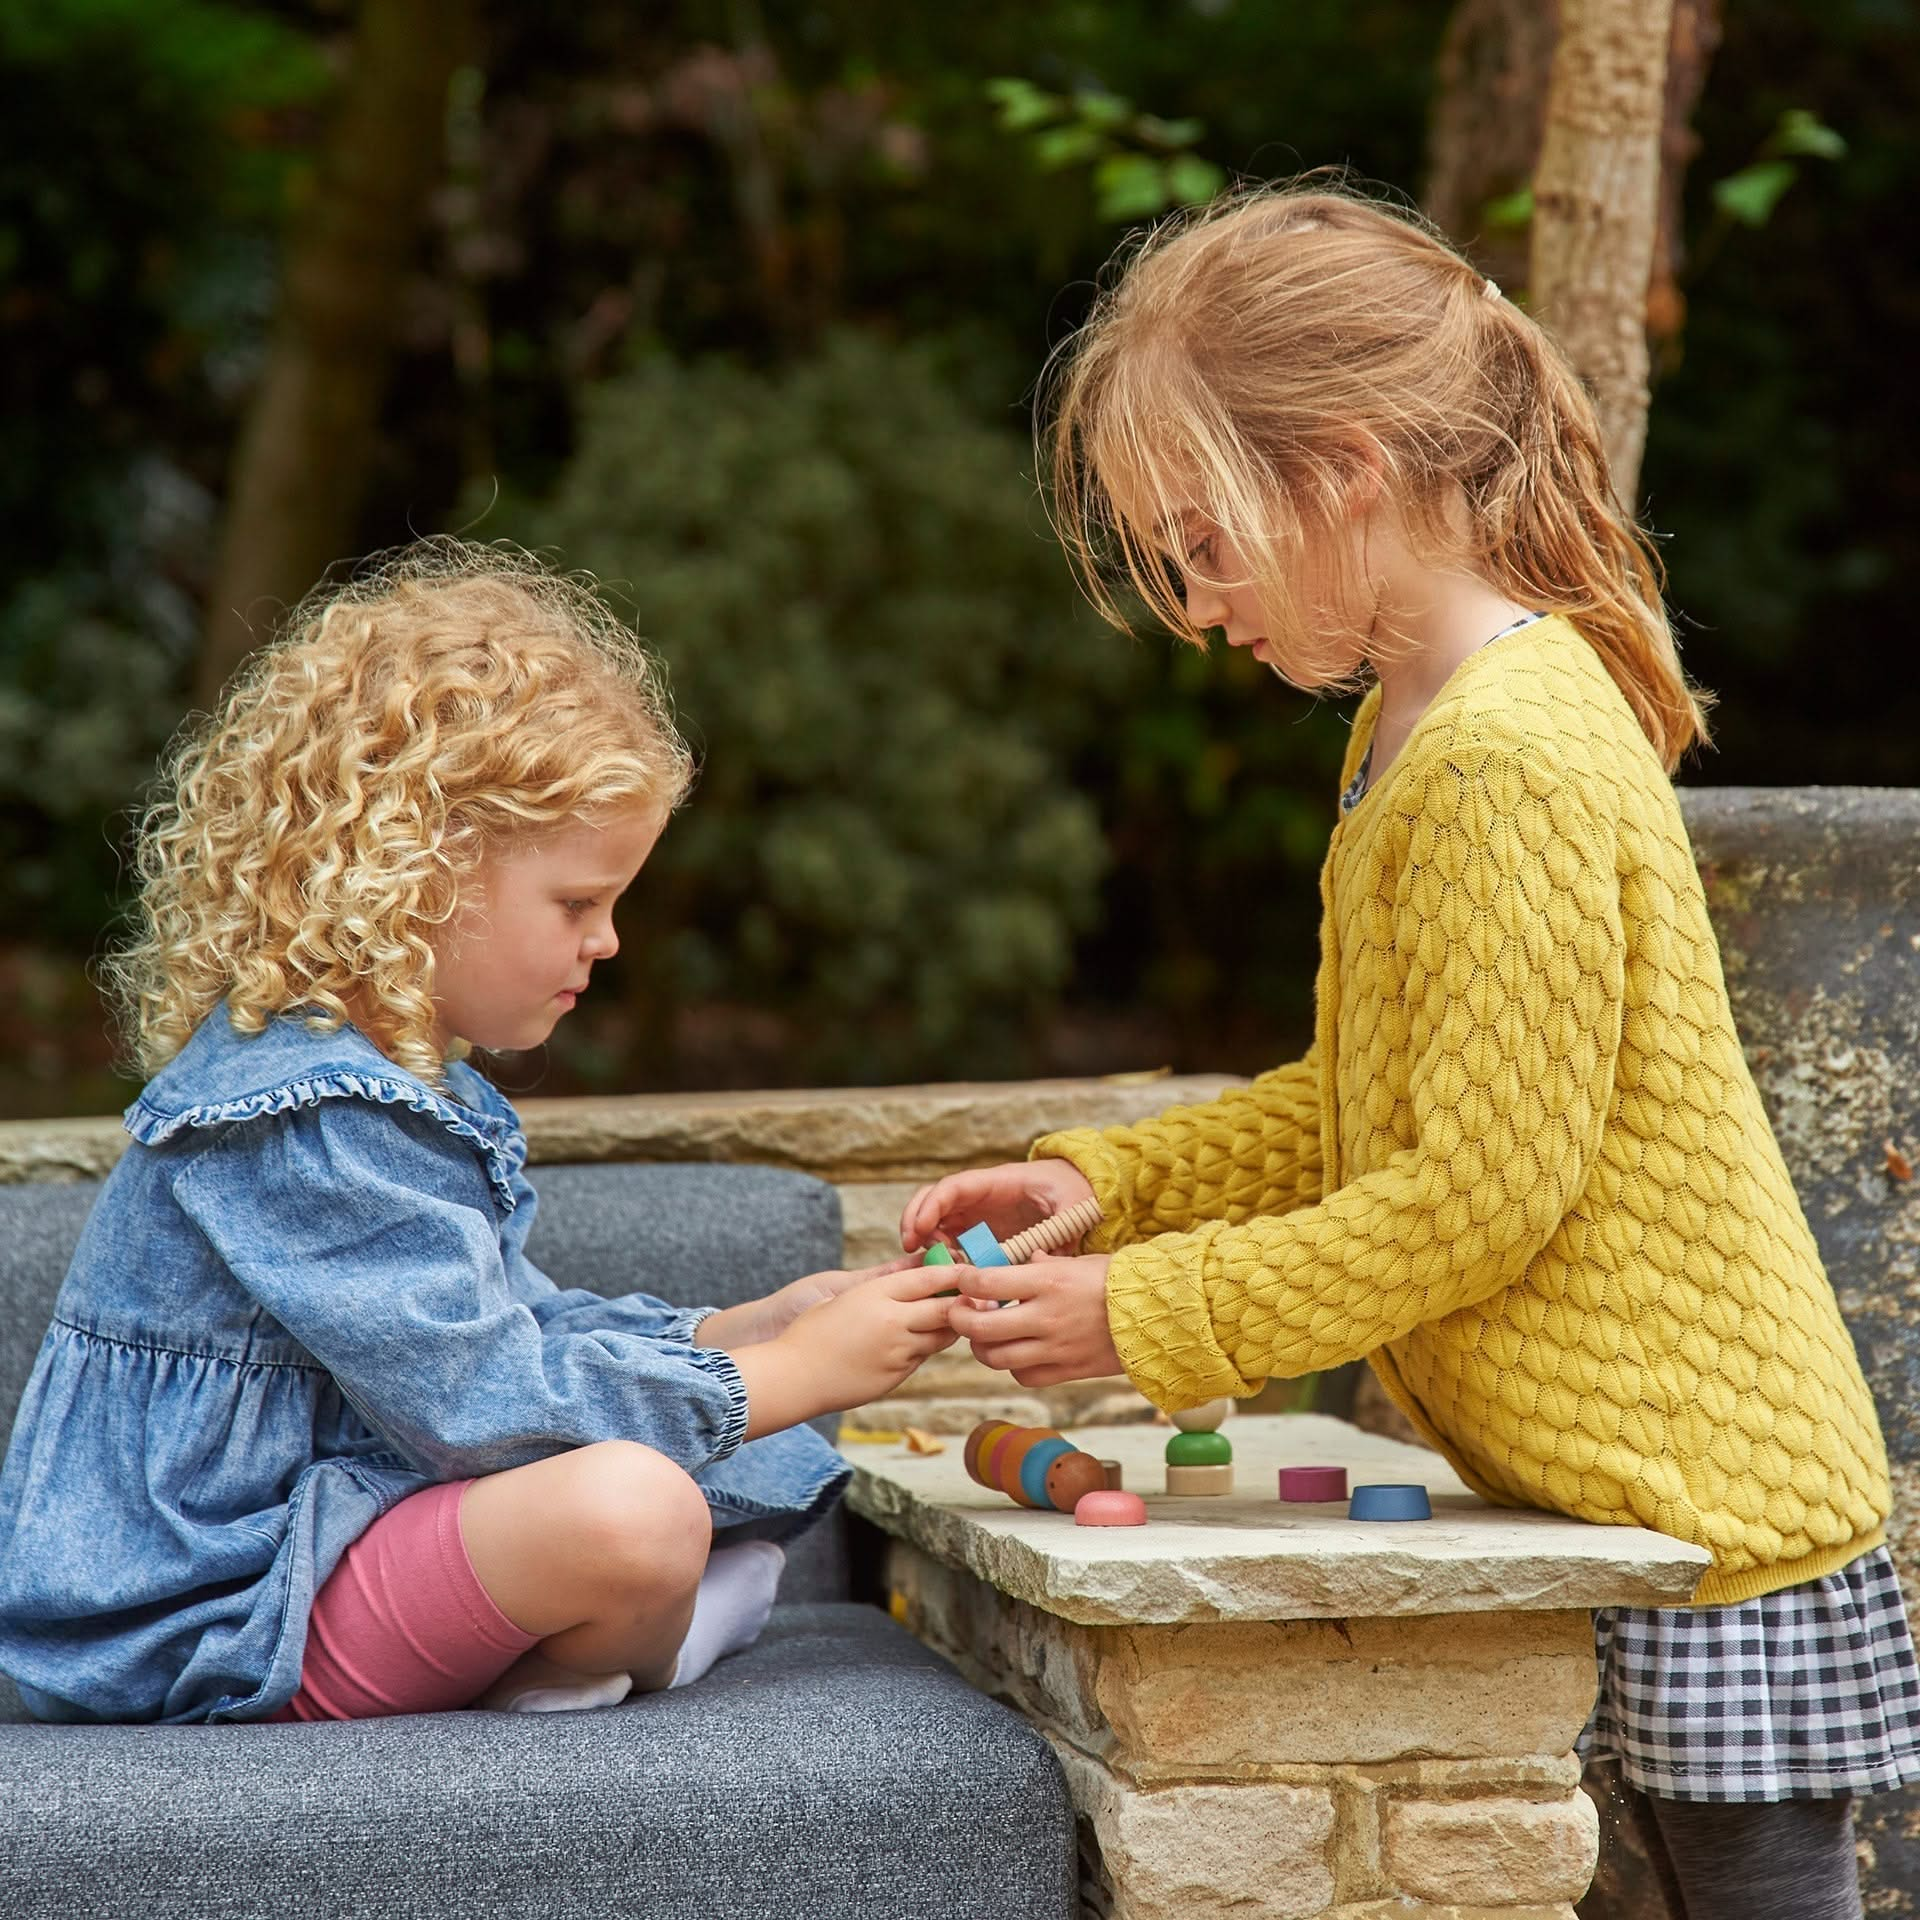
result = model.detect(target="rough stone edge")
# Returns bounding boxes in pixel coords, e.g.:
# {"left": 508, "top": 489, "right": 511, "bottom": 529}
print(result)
{"left": 848, "top": 1466, "right": 1709, "bottom": 1624}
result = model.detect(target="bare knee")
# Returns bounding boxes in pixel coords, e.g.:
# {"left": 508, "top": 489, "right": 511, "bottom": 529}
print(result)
{"left": 558, "top": 1440, "right": 711, "bottom": 1594}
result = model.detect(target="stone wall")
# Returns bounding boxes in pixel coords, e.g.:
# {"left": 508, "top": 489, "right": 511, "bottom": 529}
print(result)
{"left": 889, "top": 1539, "right": 1598, "bottom": 1919}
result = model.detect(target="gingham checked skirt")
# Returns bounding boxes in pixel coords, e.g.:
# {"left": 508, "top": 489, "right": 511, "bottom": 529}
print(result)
{"left": 1578, "top": 1543, "right": 1920, "bottom": 1801}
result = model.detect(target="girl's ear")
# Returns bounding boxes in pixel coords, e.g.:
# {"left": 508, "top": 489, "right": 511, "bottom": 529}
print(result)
{"left": 1334, "top": 439, "right": 1388, "bottom": 520}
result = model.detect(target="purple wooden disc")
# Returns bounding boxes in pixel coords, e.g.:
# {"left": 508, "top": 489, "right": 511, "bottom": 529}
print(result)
{"left": 1278, "top": 1465, "right": 1348, "bottom": 1502}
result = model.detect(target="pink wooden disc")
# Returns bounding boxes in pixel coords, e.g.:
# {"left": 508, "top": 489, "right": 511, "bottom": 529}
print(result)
{"left": 1278, "top": 1466, "right": 1348, "bottom": 1502}
{"left": 1074, "top": 1490, "right": 1149, "bottom": 1527}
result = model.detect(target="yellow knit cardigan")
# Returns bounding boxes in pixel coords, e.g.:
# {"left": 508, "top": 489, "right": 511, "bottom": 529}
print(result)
{"left": 1035, "top": 618, "right": 1888, "bottom": 1605}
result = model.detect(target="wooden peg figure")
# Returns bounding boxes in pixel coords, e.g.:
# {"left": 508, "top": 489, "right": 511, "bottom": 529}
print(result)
{"left": 963, "top": 1419, "right": 1109, "bottom": 1512}
{"left": 1165, "top": 1396, "right": 1234, "bottom": 1496}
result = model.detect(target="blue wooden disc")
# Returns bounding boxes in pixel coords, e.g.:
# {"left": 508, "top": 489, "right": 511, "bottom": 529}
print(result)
{"left": 958, "top": 1222, "right": 1011, "bottom": 1267}
{"left": 1347, "top": 1482, "right": 1432, "bottom": 1522}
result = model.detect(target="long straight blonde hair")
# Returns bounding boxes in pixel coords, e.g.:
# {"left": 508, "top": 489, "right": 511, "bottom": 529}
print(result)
{"left": 1042, "top": 180, "right": 1711, "bottom": 770}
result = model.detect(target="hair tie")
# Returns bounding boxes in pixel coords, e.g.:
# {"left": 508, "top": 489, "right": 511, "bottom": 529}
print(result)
{"left": 1483, "top": 276, "right": 1502, "bottom": 301}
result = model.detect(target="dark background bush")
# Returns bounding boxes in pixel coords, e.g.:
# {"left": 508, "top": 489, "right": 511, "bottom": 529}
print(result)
{"left": 2, "top": 0, "right": 1914, "bottom": 1115}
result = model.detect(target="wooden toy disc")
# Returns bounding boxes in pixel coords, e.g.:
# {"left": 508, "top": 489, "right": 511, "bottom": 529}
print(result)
{"left": 1074, "top": 1490, "right": 1149, "bottom": 1527}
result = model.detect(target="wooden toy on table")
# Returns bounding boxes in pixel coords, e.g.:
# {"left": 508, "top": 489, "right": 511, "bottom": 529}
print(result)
{"left": 954, "top": 1197, "right": 1104, "bottom": 1270}
{"left": 963, "top": 1419, "right": 1110, "bottom": 1513}
{"left": 1278, "top": 1465, "right": 1348, "bottom": 1502}
{"left": 1075, "top": 1489, "right": 1148, "bottom": 1527}
{"left": 1348, "top": 1483, "right": 1432, "bottom": 1521}
{"left": 1164, "top": 1396, "right": 1234, "bottom": 1496}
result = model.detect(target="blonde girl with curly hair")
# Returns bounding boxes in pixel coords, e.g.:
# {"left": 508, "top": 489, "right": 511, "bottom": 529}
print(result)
{"left": 0, "top": 542, "right": 955, "bottom": 1726}
{"left": 903, "top": 184, "right": 1918, "bottom": 1917}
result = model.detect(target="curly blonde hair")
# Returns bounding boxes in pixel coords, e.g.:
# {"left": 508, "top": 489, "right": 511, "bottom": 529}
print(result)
{"left": 107, "top": 539, "right": 694, "bottom": 1083}
{"left": 1042, "top": 179, "right": 1712, "bottom": 771}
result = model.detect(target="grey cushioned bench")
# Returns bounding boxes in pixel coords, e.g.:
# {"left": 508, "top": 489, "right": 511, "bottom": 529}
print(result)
{"left": 0, "top": 1163, "right": 1075, "bottom": 1920}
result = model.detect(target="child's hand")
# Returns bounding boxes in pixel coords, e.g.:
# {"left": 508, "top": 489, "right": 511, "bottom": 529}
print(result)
{"left": 949, "top": 1253, "right": 1123, "bottom": 1390}
{"left": 899, "top": 1158, "right": 1097, "bottom": 1255}
{"left": 700, "top": 1252, "right": 923, "bottom": 1350}
{"left": 733, "top": 1264, "right": 959, "bottom": 1435}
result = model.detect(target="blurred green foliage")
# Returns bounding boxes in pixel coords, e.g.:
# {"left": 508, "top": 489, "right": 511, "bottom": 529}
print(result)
{"left": 0, "top": 0, "right": 1916, "bottom": 1113}
{"left": 0, "top": 0, "right": 323, "bottom": 950}
{"left": 499, "top": 332, "right": 1136, "bottom": 1082}
{"left": 985, "top": 76, "right": 1226, "bottom": 219}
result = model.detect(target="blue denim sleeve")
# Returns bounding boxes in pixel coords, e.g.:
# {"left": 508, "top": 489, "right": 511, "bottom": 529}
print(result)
{"left": 497, "top": 1163, "right": 719, "bottom": 1348}
{"left": 171, "top": 1100, "right": 750, "bottom": 1480}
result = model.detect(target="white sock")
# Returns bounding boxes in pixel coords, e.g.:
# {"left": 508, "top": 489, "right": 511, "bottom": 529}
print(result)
{"left": 669, "top": 1541, "right": 784, "bottom": 1689}
{"left": 497, "top": 1668, "right": 634, "bottom": 1714}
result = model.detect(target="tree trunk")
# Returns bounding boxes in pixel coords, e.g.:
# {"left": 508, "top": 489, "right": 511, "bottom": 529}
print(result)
{"left": 1427, "top": 0, "right": 1719, "bottom": 490}
{"left": 1424, "top": 0, "right": 1561, "bottom": 295}
{"left": 1528, "top": 0, "right": 1679, "bottom": 510}
{"left": 197, "top": 0, "right": 470, "bottom": 708}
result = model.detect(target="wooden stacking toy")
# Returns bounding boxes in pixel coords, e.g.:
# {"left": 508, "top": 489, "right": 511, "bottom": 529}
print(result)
{"left": 964, "top": 1419, "right": 1110, "bottom": 1513}
{"left": 1165, "top": 1396, "right": 1234, "bottom": 1497}
{"left": 1278, "top": 1465, "right": 1348, "bottom": 1503}
{"left": 955, "top": 1196, "right": 1105, "bottom": 1269}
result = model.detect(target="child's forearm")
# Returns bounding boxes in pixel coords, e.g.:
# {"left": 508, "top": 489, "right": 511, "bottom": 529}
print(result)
{"left": 728, "top": 1337, "right": 830, "bottom": 1439}
{"left": 694, "top": 1301, "right": 756, "bottom": 1348}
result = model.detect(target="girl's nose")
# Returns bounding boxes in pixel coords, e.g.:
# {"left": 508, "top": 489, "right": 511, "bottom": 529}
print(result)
{"left": 1183, "top": 576, "right": 1229, "bottom": 631}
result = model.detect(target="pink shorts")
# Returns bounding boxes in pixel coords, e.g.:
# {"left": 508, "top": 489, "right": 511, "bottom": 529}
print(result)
{"left": 269, "top": 1479, "right": 538, "bottom": 1721}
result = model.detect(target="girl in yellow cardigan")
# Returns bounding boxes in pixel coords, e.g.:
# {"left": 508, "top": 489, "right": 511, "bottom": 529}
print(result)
{"left": 903, "top": 184, "right": 1918, "bottom": 1918}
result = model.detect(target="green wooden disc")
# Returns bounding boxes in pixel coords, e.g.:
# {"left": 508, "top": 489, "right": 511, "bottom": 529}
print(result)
{"left": 921, "top": 1242, "right": 955, "bottom": 1265}
{"left": 1164, "top": 1430, "right": 1232, "bottom": 1467}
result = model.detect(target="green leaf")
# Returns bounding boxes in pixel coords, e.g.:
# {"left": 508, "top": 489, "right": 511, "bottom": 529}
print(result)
{"left": 1713, "top": 159, "right": 1799, "bottom": 227}
{"left": 1136, "top": 114, "right": 1206, "bottom": 150}
{"left": 1770, "top": 108, "right": 1847, "bottom": 162}
{"left": 1482, "top": 186, "right": 1534, "bottom": 229}
{"left": 1071, "top": 88, "right": 1133, "bottom": 132}
{"left": 1095, "top": 153, "right": 1172, "bottom": 221}
{"left": 1164, "top": 153, "right": 1225, "bottom": 207}
{"left": 1033, "top": 124, "right": 1106, "bottom": 170}
{"left": 984, "top": 76, "right": 1061, "bottom": 131}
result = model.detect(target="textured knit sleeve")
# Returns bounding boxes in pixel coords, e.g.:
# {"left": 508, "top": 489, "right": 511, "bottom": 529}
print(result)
{"left": 1107, "top": 744, "right": 1625, "bottom": 1408}
{"left": 1030, "top": 1052, "right": 1324, "bottom": 1251}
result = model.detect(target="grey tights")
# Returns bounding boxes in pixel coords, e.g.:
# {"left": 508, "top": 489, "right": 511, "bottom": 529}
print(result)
{"left": 1585, "top": 1763, "right": 1860, "bottom": 1920}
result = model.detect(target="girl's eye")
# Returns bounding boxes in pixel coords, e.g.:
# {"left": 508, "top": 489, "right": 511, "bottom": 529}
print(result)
{"left": 563, "top": 899, "right": 597, "bottom": 919}
{"left": 1186, "top": 536, "right": 1214, "bottom": 570}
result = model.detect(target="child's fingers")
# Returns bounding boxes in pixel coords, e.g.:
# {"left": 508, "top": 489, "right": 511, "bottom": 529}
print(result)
{"left": 900, "top": 1168, "right": 1005, "bottom": 1248}
{"left": 952, "top": 1265, "right": 1040, "bottom": 1304}
{"left": 948, "top": 1298, "right": 1039, "bottom": 1343}
{"left": 898, "top": 1182, "right": 943, "bottom": 1250}
{"left": 891, "top": 1261, "right": 978, "bottom": 1303}
{"left": 967, "top": 1335, "right": 1052, "bottom": 1377}
{"left": 902, "top": 1296, "right": 957, "bottom": 1334}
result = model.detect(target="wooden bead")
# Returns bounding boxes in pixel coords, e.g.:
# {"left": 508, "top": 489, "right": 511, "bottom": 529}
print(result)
{"left": 978, "top": 1423, "right": 1032, "bottom": 1492}
{"left": 1044, "top": 1451, "right": 1109, "bottom": 1513}
{"left": 1099, "top": 1459, "right": 1124, "bottom": 1491}
{"left": 1016, "top": 1437, "right": 1076, "bottom": 1508}
{"left": 1165, "top": 1430, "right": 1232, "bottom": 1467}
{"left": 994, "top": 1427, "right": 1061, "bottom": 1502}
{"left": 1169, "top": 1397, "right": 1233, "bottom": 1434}
{"left": 1164, "top": 1463, "right": 1234, "bottom": 1497}
{"left": 964, "top": 1420, "right": 1015, "bottom": 1485}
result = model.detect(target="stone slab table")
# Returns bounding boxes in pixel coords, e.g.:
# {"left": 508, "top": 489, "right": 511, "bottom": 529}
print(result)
{"left": 846, "top": 1413, "right": 1712, "bottom": 1920}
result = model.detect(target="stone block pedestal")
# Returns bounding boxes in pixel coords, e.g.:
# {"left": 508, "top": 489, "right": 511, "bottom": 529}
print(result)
{"left": 848, "top": 1415, "right": 1710, "bottom": 1919}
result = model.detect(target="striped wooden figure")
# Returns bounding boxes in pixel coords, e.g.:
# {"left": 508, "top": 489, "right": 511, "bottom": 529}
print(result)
{"left": 962, "top": 1419, "right": 1110, "bottom": 1513}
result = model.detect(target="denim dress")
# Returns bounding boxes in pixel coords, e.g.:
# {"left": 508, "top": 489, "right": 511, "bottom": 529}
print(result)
{"left": 0, "top": 1007, "right": 849, "bottom": 1725}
